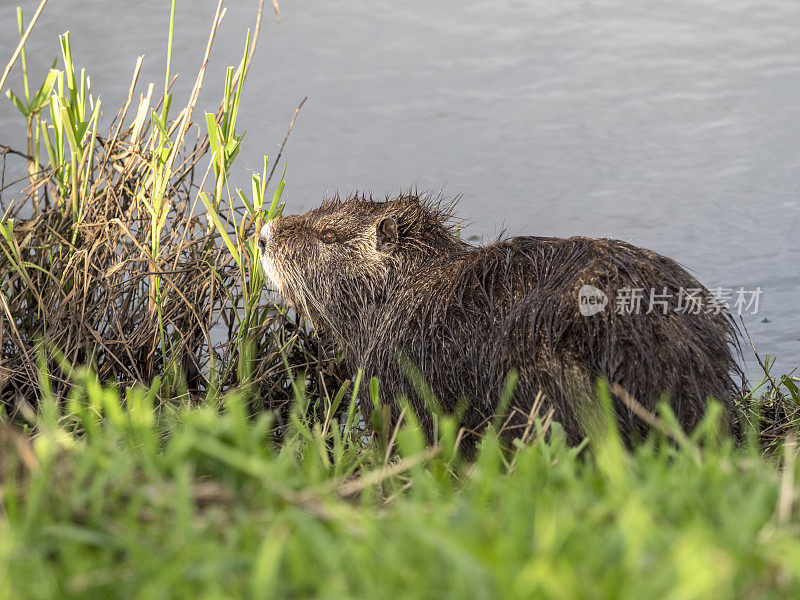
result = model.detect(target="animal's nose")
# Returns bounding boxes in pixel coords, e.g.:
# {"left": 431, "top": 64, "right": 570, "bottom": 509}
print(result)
{"left": 258, "top": 219, "right": 279, "bottom": 253}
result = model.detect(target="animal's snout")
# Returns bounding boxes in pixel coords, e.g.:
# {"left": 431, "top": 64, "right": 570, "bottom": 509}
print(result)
{"left": 258, "top": 219, "right": 278, "bottom": 255}
{"left": 258, "top": 219, "right": 283, "bottom": 289}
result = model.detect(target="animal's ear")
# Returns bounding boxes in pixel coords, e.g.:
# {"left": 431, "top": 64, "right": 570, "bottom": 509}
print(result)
{"left": 375, "top": 216, "right": 398, "bottom": 253}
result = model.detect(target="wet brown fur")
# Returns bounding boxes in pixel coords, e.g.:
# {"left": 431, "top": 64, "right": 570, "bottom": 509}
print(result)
{"left": 259, "top": 193, "right": 741, "bottom": 447}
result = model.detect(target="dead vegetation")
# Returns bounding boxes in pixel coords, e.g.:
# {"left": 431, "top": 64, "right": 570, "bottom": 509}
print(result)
{"left": 0, "top": 0, "right": 346, "bottom": 427}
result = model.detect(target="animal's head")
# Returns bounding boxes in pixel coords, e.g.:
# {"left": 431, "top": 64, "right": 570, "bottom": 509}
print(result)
{"left": 258, "top": 193, "right": 461, "bottom": 331}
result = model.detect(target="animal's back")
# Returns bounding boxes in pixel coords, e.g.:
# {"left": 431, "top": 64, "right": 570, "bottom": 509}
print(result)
{"left": 378, "top": 235, "right": 739, "bottom": 444}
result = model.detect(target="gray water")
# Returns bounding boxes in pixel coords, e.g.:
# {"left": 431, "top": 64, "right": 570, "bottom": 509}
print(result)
{"left": 1, "top": 0, "right": 798, "bottom": 376}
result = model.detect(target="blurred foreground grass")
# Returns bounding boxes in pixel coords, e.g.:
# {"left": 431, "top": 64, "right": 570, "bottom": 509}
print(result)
{"left": 1, "top": 374, "right": 800, "bottom": 599}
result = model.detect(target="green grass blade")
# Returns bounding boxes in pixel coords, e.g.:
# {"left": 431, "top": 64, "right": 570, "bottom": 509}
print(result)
{"left": 200, "top": 192, "right": 241, "bottom": 270}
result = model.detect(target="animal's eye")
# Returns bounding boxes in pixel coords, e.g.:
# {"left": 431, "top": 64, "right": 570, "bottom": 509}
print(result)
{"left": 320, "top": 229, "right": 337, "bottom": 244}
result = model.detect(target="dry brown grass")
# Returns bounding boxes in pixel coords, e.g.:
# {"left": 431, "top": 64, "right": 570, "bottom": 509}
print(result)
{"left": 1, "top": 113, "right": 343, "bottom": 424}
{"left": 0, "top": 0, "right": 346, "bottom": 427}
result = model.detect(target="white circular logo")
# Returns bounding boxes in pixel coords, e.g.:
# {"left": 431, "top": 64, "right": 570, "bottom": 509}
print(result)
{"left": 578, "top": 285, "right": 608, "bottom": 316}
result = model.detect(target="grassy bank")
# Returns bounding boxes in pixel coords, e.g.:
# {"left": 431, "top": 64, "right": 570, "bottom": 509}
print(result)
{"left": 2, "top": 375, "right": 800, "bottom": 599}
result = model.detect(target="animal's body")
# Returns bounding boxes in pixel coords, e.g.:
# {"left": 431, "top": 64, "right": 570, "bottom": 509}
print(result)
{"left": 259, "top": 194, "right": 740, "bottom": 446}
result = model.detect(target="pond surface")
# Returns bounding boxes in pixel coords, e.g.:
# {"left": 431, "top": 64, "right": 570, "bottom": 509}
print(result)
{"left": 1, "top": 0, "right": 798, "bottom": 375}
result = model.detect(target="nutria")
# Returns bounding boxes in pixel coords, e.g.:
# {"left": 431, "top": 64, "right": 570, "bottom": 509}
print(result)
{"left": 258, "top": 193, "right": 740, "bottom": 447}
